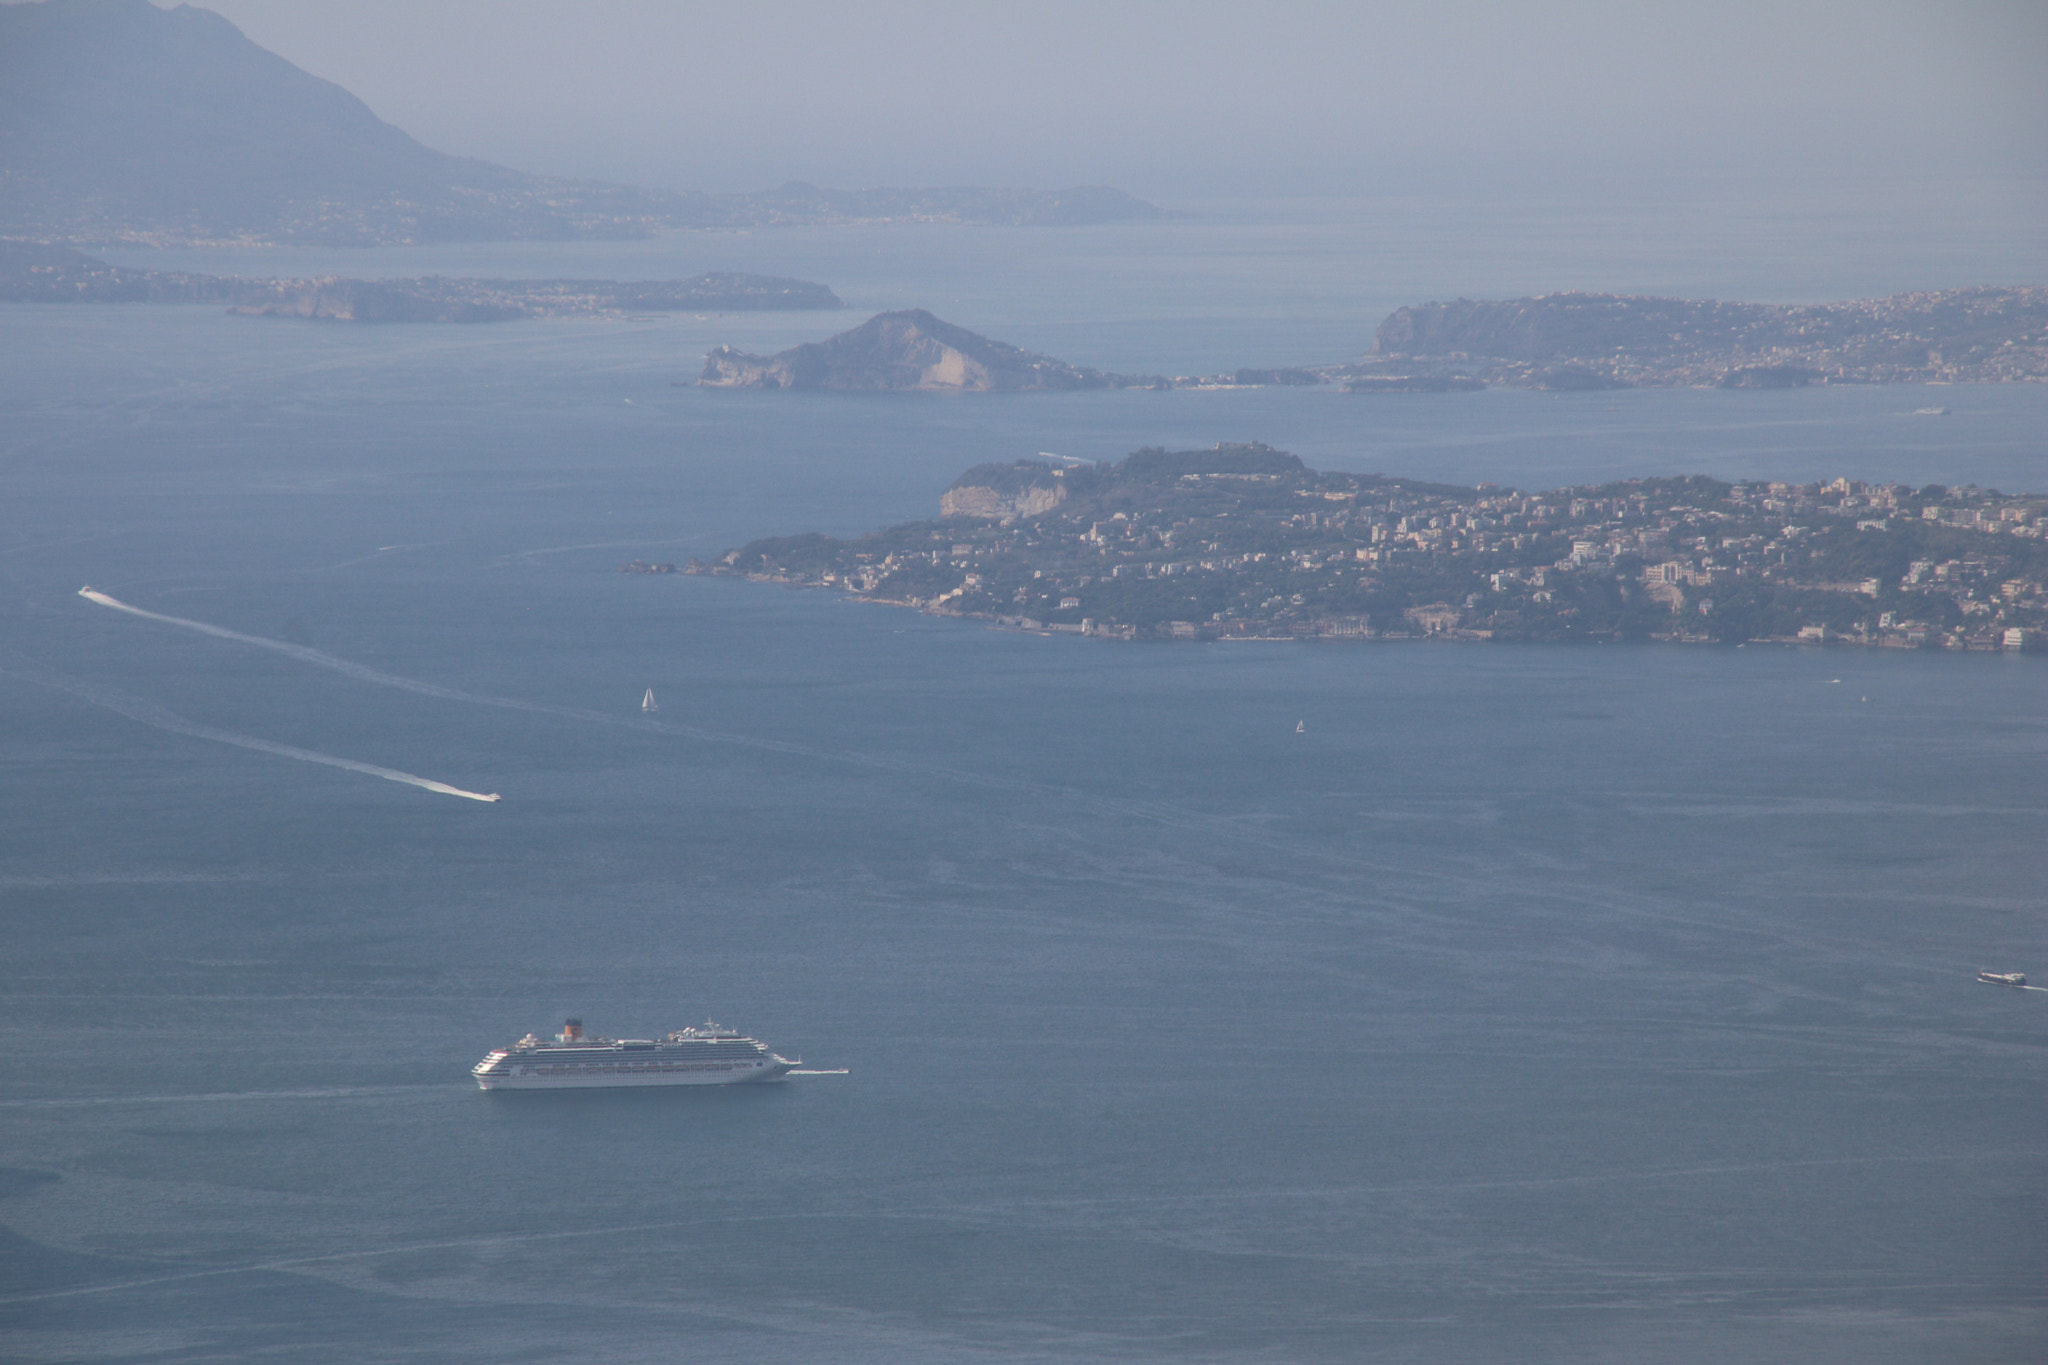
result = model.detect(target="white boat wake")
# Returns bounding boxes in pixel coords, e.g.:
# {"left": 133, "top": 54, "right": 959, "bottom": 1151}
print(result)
{"left": 74, "top": 584, "right": 878, "bottom": 759}
{"left": 1, "top": 656, "right": 499, "bottom": 803}
{"left": 65, "top": 586, "right": 1601, "bottom": 897}
{"left": 79, "top": 588, "right": 493, "bottom": 705}
{"left": 65, "top": 585, "right": 1501, "bottom": 891}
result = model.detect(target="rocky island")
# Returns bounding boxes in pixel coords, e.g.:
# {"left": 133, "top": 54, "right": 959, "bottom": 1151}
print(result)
{"left": 0, "top": 242, "right": 840, "bottom": 320}
{"left": 691, "top": 443, "right": 2046, "bottom": 650}
{"left": 700, "top": 309, "right": 1161, "bottom": 391}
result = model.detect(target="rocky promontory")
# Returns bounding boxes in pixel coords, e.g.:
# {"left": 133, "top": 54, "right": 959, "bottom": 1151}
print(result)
{"left": 700, "top": 309, "right": 1156, "bottom": 391}
{"left": 939, "top": 462, "right": 1074, "bottom": 518}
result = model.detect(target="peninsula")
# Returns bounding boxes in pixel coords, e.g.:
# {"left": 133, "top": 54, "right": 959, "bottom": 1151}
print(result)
{"left": 690, "top": 444, "right": 2046, "bottom": 650}
{"left": 1348, "top": 288, "right": 2048, "bottom": 388}
{"left": 0, "top": 242, "right": 840, "bottom": 320}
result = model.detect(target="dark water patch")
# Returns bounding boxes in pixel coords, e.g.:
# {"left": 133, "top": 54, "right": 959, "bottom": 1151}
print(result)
{"left": 0, "top": 1168, "right": 61, "bottom": 1199}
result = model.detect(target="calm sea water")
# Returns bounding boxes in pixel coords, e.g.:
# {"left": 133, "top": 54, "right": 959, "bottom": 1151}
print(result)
{"left": 3, "top": 198, "right": 2044, "bottom": 1363}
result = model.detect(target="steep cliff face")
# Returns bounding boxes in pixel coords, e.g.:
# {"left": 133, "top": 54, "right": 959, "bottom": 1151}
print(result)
{"left": 700, "top": 310, "right": 1113, "bottom": 391}
{"left": 941, "top": 462, "right": 1072, "bottom": 518}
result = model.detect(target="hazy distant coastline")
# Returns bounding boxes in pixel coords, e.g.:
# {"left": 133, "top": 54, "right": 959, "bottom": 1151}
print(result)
{"left": 1350, "top": 289, "right": 2048, "bottom": 388}
{"left": 0, "top": 242, "right": 841, "bottom": 321}
{"left": 700, "top": 292, "right": 2048, "bottom": 393}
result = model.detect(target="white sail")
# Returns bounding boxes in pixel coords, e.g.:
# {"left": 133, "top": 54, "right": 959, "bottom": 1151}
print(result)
{"left": 642, "top": 689, "right": 658, "bottom": 712}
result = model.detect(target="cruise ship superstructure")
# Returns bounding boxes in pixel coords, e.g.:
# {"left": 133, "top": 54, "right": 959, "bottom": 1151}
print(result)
{"left": 472, "top": 1018, "right": 796, "bottom": 1090}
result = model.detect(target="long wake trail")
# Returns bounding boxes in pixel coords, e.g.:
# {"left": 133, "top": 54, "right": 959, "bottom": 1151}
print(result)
{"left": 1, "top": 655, "right": 500, "bottom": 802}
{"left": 65, "top": 586, "right": 1705, "bottom": 921}
{"left": 79, "top": 585, "right": 819, "bottom": 752}
{"left": 78, "top": 586, "right": 1334, "bottom": 865}
{"left": 73, "top": 585, "right": 1123, "bottom": 800}
{"left": 66, "top": 588, "right": 1648, "bottom": 911}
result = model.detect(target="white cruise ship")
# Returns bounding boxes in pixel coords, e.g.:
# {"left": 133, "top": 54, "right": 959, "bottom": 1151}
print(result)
{"left": 472, "top": 1018, "right": 796, "bottom": 1090}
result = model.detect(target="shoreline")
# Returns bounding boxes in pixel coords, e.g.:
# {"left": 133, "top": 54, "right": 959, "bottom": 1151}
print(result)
{"left": 711, "top": 571, "right": 2039, "bottom": 654}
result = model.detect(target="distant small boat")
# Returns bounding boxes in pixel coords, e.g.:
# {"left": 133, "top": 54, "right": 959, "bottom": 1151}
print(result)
{"left": 641, "top": 689, "right": 658, "bottom": 712}
{"left": 1914, "top": 406, "right": 1949, "bottom": 416}
{"left": 1295, "top": 720, "right": 1305, "bottom": 734}
{"left": 1977, "top": 971, "right": 2027, "bottom": 987}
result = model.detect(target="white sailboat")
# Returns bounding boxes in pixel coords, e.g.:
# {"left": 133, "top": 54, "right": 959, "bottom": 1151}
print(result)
{"left": 1295, "top": 719, "right": 1305, "bottom": 733}
{"left": 641, "top": 688, "right": 658, "bottom": 713}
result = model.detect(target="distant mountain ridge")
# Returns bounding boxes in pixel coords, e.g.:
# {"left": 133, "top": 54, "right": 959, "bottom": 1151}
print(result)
{"left": 704, "top": 182, "right": 1166, "bottom": 229}
{"left": 0, "top": 0, "right": 1169, "bottom": 245}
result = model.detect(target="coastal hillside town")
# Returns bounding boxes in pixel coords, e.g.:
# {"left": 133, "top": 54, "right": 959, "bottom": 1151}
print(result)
{"left": 691, "top": 443, "right": 2047, "bottom": 650}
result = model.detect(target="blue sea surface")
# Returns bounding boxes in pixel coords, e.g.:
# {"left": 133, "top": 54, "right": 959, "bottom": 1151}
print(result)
{"left": 2, "top": 203, "right": 2044, "bottom": 1363}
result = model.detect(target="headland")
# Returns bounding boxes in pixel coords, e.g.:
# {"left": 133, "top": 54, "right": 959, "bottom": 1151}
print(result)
{"left": 690, "top": 444, "right": 2047, "bottom": 650}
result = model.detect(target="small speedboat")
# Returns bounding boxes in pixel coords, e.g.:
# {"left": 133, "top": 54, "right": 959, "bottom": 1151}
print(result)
{"left": 1977, "top": 971, "right": 2027, "bottom": 987}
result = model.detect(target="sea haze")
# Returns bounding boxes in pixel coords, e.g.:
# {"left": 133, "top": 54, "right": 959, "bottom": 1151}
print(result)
{"left": 1, "top": 205, "right": 2044, "bottom": 1364}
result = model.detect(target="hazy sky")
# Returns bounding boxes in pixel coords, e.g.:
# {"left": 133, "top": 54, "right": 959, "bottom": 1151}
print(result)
{"left": 183, "top": 0, "right": 2047, "bottom": 197}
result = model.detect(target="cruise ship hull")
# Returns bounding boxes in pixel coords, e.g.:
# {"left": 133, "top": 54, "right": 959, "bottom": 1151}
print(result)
{"left": 475, "top": 1059, "right": 793, "bottom": 1090}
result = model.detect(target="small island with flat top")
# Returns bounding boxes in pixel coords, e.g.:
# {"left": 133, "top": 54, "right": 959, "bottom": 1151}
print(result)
{"left": 689, "top": 443, "right": 2047, "bottom": 649}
